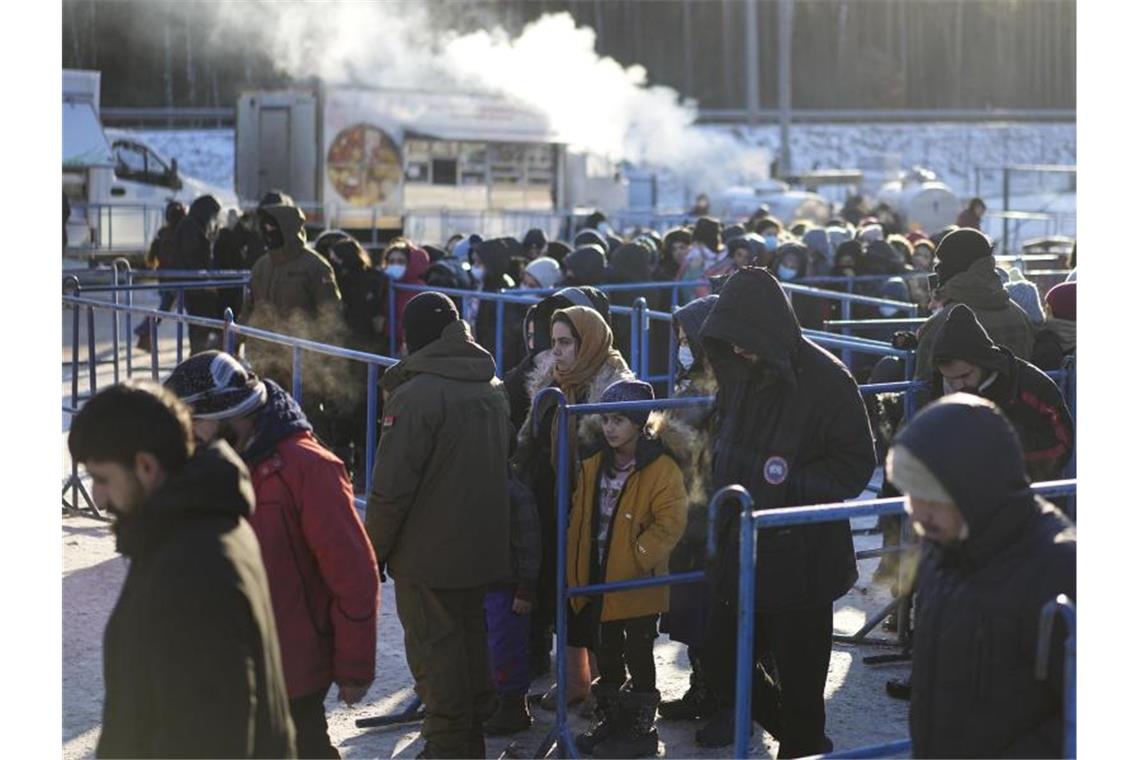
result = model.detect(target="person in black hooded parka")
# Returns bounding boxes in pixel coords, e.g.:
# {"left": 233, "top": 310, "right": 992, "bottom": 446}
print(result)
{"left": 886, "top": 394, "right": 1075, "bottom": 758}
{"left": 696, "top": 267, "right": 876, "bottom": 756}
{"left": 475, "top": 237, "right": 526, "bottom": 373}
{"left": 608, "top": 242, "right": 657, "bottom": 367}
{"left": 173, "top": 194, "right": 223, "bottom": 353}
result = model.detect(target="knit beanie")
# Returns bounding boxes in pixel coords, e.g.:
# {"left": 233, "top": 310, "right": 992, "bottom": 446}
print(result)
{"left": 599, "top": 379, "right": 655, "bottom": 428}
{"left": 1004, "top": 268, "right": 1045, "bottom": 325}
{"left": 1045, "top": 282, "right": 1076, "bottom": 321}
{"left": 403, "top": 291, "right": 459, "bottom": 354}
{"left": 164, "top": 351, "right": 268, "bottom": 421}
{"left": 934, "top": 228, "right": 993, "bottom": 284}
{"left": 524, "top": 257, "right": 562, "bottom": 289}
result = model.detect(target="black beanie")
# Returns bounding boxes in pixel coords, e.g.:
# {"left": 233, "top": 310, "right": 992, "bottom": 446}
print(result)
{"left": 934, "top": 228, "right": 992, "bottom": 283}
{"left": 403, "top": 292, "right": 459, "bottom": 354}
{"left": 694, "top": 216, "right": 722, "bottom": 251}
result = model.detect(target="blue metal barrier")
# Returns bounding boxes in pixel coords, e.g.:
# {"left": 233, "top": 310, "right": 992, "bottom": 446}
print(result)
{"left": 1036, "top": 594, "right": 1076, "bottom": 760}
{"left": 728, "top": 478, "right": 1078, "bottom": 758}
{"left": 61, "top": 295, "right": 398, "bottom": 498}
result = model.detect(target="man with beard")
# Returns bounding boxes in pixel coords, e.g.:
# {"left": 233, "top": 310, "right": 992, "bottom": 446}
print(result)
{"left": 165, "top": 351, "right": 379, "bottom": 759}
{"left": 68, "top": 381, "right": 295, "bottom": 758}
{"left": 695, "top": 268, "right": 876, "bottom": 757}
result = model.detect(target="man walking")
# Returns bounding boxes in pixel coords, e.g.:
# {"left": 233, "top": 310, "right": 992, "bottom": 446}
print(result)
{"left": 887, "top": 394, "right": 1075, "bottom": 757}
{"left": 68, "top": 381, "right": 295, "bottom": 758}
{"left": 165, "top": 351, "right": 379, "bottom": 758}
{"left": 366, "top": 292, "right": 512, "bottom": 758}
{"left": 696, "top": 268, "right": 876, "bottom": 757}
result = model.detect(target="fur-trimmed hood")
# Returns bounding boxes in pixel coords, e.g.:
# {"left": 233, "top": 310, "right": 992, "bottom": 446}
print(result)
{"left": 518, "top": 348, "right": 634, "bottom": 450}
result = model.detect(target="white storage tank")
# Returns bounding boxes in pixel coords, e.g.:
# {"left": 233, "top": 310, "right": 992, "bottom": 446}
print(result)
{"left": 878, "top": 174, "right": 959, "bottom": 233}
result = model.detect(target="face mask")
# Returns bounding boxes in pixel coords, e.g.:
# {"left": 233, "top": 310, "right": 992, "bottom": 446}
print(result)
{"left": 471, "top": 265, "right": 485, "bottom": 282}
{"left": 677, "top": 345, "right": 695, "bottom": 370}
{"left": 260, "top": 219, "right": 285, "bottom": 249}
{"left": 777, "top": 265, "right": 798, "bottom": 281}
{"left": 384, "top": 264, "right": 406, "bottom": 280}
{"left": 763, "top": 235, "right": 779, "bottom": 252}
{"left": 879, "top": 305, "right": 900, "bottom": 317}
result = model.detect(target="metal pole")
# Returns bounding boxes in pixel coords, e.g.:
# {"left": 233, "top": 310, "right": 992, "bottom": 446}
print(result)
{"left": 840, "top": 295, "right": 853, "bottom": 370}
{"left": 223, "top": 308, "right": 235, "bottom": 355}
{"left": 176, "top": 288, "right": 185, "bottom": 364}
{"left": 495, "top": 299, "right": 505, "bottom": 379}
{"left": 110, "top": 264, "right": 121, "bottom": 384}
{"left": 639, "top": 298, "right": 651, "bottom": 380}
{"left": 1003, "top": 167, "right": 1011, "bottom": 255}
{"left": 554, "top": 398, "right": 572, "bottom": 756}
{"left": 365, "top": 363, "right": 379, "bottom": 496}
{"left": 778, "top": 0, "right": 794, "bottom": 174}
{"left": 629, "top": 299, "right": 642, "bottom": 378}
{"left": 734, "top": 495, "right": 757, "bottom": 757}
{"left": 125, "top": 273, "right": 134, "bottom": 377}
{"left": 745, "top": 0, "right": 760, "bottom": 125}
{"left": 149, "top": 316, "right": 160, "bottom": 381}
{"left": 71, "top": 296, "right": 80, "bottom": 411}
{"left": 388, "top": 278, "right": 398, "bottom": 357}
{"left": 86, "top": 305, "right": 98, "bottom": 395}
{"left": 292, "top": 346, "right": 303, "bottom": 404}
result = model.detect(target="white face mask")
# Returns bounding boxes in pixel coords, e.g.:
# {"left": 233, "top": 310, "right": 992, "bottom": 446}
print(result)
{"left": 384, "top": 264, "right": 406, "bottom": 280}
{"left": 879, "top": 305, "right": 900, "bottom": 317}
{"left": 763, "top": 235, "right": 779, "bottom": 252}
{"left": 677, "top": 345, "right": 695, "bottom": 370}
{"left": 777, "top": 265, "right": 798, "bottom": 281}
{"left": 471, "top": 265, "right": 485, "bottom": 283}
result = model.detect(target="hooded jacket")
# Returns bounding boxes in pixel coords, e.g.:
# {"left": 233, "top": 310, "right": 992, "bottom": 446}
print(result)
{"left": 389, "top": 245, "right": 432, "bottom": 347}
{"left": 1032, "top": 318, "right": 1077, "bottom": 372}
{"left": 568, "top": 429, "right": 688, "bottom": 622}
{"left": 366, "top": 320, "right": 512, "bottom": 588}
{"left": 930, "top": 305, "right": 1073, "bottom": 482}
{"left": 563, "top": 245, "right": 608, "bottom": 287}
{"left": 894, "top": 398, "right": 1075, "bottom": 758}
{"left": 172, "top": 196, "right": 223, "bottom": 319}
{"left": 240, "top": 380, "right": 379, "bottom": 699}
{"left": 97, "top": 442, "right": 295, "bottom": 759}
{"left": 700, "top": 267, "right": 875, "bottom": 612}
{"left": 609, "top": 242, "right": 657, "bottom": 364}
{"left": 916, "top": 255, "right": 1036, "bottom": 389}
{"left": 475, "top": 237, "right": 526, "bottom": 372}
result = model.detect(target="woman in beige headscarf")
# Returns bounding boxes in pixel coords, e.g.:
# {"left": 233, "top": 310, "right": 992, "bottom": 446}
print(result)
{"left": 514, "top": 305, "right": 634, "bottom": 713}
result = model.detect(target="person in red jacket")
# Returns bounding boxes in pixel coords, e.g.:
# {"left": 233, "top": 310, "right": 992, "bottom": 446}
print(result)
{"left": 165, "top": 351, "right": 380, "bottom": 759}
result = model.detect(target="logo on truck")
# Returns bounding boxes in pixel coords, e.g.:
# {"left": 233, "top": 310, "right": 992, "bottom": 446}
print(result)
{"left": 326, "top": 123, "right": 402, "bottom": 206}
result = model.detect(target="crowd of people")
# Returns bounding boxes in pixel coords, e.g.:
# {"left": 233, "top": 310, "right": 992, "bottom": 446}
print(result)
{"left": 70, "top": 188, "right": 1077, "bottom": 758}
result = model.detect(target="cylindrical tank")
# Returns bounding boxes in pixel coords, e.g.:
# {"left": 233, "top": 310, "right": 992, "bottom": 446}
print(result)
{"left": 711, "top": 185, "right": 832, "bottom": 226}
{"left": 878, "top": 180, "right": 959, "bottom": 233}
{"left": 755, "top": 190, "right": 832, "bottom": 226}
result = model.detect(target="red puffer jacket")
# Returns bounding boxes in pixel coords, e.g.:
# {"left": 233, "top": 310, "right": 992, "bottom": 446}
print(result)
{"left": 248, "top": 429, "right": 379, "bottom": 699}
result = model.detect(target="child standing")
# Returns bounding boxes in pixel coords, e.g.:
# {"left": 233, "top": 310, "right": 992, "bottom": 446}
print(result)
{"left": 567, "top": 380, "right": 687, "bottom": 758}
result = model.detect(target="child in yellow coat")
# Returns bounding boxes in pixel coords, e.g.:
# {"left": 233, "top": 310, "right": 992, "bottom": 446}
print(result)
{"left": 567, "top": 380, "right": 687, "bottom": 758}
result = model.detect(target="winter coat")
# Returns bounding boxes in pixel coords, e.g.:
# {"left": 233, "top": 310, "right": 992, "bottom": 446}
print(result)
{"left": 514, "top": 345, "right": 634, "bottom": 627}
{"left": 366, "top": 319, "right": 512, "bottom": 588}
{"left": 213, "top": 226, "right": 249, "bottom": 319}
{"left": 475, "top": 238, "right": 526, "bottom": 372}
{"left": 608, "top": 242, "right": 658, "bottom": 366}
{"left": 930, "top": 305, "right": 1073, "bottom": 482}
{"left": 895, "top": 400, "right": 1076, "bottom": 758}
{"left": 239, "top": 380, "right": 379, "bottom": 699}
{"left": 956, "top": 206, "right": 984, "bottom": 230}
{"left": 506, "top": 473, "right": 542, "bottom": 599}
{"left": 340, "top": 266, "right": 387, "bottom": 353}
{"left": 700, "top": 267, "right": 875, "bottom": 612}
{"left": 1031, "top": 318, "right": 1076, "bottom": 372}
{"left": 98, "top": 442, "right": 295, "bottom": 759}
{"left": 388, "top": 245, "right": 432, "bottom": 348}
{"left": 146, "top": 224, "right": 179, "bottom": 271}
{"left": 172, "top": 196, "right": 222, "bottom": 319}
{"left": 568, "top": 434, "right": 687, "bottom": 622}
{"left": 916, "top": 255, "right": 1036, "bottom": 390}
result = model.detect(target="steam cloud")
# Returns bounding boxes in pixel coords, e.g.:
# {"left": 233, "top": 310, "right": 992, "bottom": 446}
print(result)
{"left": 210, "top": 2, "right": 767, "bottom": 190}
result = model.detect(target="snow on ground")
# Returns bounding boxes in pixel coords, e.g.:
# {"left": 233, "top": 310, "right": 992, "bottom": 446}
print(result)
{"left": 121, "top": 121, "right": 1075, "bottom": 207}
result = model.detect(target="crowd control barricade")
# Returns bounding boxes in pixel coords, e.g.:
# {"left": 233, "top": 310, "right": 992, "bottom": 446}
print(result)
{"left": 727, "top": 478, "right": 1077, "bottom": 759}
{"left": 1037, "top": 594, "right": 1076, "bottom": 760}
{"left": 61, "top": 293, "right": 398, "bottom": 517}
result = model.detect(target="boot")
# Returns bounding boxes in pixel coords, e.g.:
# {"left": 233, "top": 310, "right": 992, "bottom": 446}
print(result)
{"left": 886, "top": 676, "right": 912, "bottom": 701}
{"left": 483, "top": 692, "right": 533, "bottom": 736}
{"left": 659, "top": 657, "right": 718, "bottom": 721}
{"left": 695, "top": 706, "right": 753, "bottom": 749}
{"left": 135, "top": 321, "right": 152, "bottom": 353}
{"left": 575, "top": 682, "right": 626, "bottom": 755}
{"left": 595, "top": 689, "right": 661, "bottom": 759}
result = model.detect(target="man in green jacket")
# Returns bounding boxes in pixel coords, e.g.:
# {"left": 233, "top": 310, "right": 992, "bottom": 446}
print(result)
{"left": 914, "top": 229, "right": 1035, "bottom": 404}
{"left": 366, "top": 292, "right": 512, "bottom": 758}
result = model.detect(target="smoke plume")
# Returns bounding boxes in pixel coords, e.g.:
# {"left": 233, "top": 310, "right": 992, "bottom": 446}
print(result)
{"left": 209, "top": 1, "right": 766, "bottom": 189}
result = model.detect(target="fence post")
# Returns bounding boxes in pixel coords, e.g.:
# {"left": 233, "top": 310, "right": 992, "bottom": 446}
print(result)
{"left": 388, "top": 278, "right": 398, "bottom": 357}
{"left": 495, "top": 299, "right": 505, "bottom": 379}
{"left": 840, "top": 292, "right": 853, "bottom": 370}
{"left": 125, "top": 270, "right": 134, "bottom": 378}
{"left": 176, "top": 288, "right": 186, "bottom": 365}
{"left": 1002, "top": 166, "right": 1011, "bottom": 255}
{"left": 904, "top": 351, "right": 918, "bottom": 422}
{"left": 110, "top": 261, "right": 122, "bottom": 384}
{"left": 149, "top": 314, "right": 160, "bottom": 381}
{"left": 637, "top": 297, "right": 650, "bottom": 380}
{"left": 629, "top": 299, "right": 642, "bottom": 378}
{"left": 733, "top": 491, "right": 758, "bottom": 757}
{"left": 223, "top": 308, "right": 236, "bottom": 355}
{"left": 1036, "top": 595, "right": 1076, "bottom": 760}
{"left": 553, "top": 394, "right": 572, "bottom": 755}
{"left": 365, "top": 363, "right": 379, "bottom": 497}
{"left": 86, "top": 305, "right": 98, "bottom": 396}
{"left": 292, "top": 346, "right": 303, "bottom": 405}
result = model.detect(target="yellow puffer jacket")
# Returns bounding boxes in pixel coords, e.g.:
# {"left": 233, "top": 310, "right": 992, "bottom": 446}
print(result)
{"left": 568, "top": 439, "right": 687, "bottom": 622}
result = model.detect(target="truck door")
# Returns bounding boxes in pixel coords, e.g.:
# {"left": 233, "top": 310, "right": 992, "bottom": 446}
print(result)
{"left": 258, "top": 107, "right": 292, "bottom": 198}
{"left": 104, "top": 140, "right": 175, "bottom": 251}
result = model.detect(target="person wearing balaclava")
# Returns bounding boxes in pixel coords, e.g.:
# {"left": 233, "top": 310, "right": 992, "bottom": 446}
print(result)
{"left": 914, "top": 228, "right": 1035, "bottom": 402}
{"left": 513, "top": 305, "right": 634, "bottom": 717}
{"left": 886, "top": 394, "right": 1074, "bottom": 758}
{"left": 657, "top": 294, "right": 722, "bottom": 724}
{"left": 1033, "top": 282, "right": 1077, "bottom": 371}
{"left": 930, "top": 304, "right": 1073, "bottom": 482}
{"left": 522, "top": 227, "right": 548, "bottom": 260}
{"left": 172, "top": 195, "right": 223, "bottom": 354}
{"left": 366, "top": 291, "right": 513, "bottom": 758}
{"left": 694, "top": 267, "right": 875, "bottom": 754}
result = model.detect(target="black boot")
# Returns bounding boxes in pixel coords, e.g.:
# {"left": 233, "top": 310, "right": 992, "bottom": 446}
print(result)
{"left": 484, "top": 692, "right": 533, "bottom": 736}
{"left": 575, "top": 683, "right": 626, "bottom": 755}
{"left": 135, "top": 321, "right": 152, "bottom": 353}
{"left": 695, "top": 706, "right": 753, "bottom": 749}
{"left": 886, "top": 676, "right": 912, "bottom": 701}
{"left": 659, "top": 656, "right": 718, "bottom": 721}
{"left": 595, "top": 689, "right": 661, "bottom": 759}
